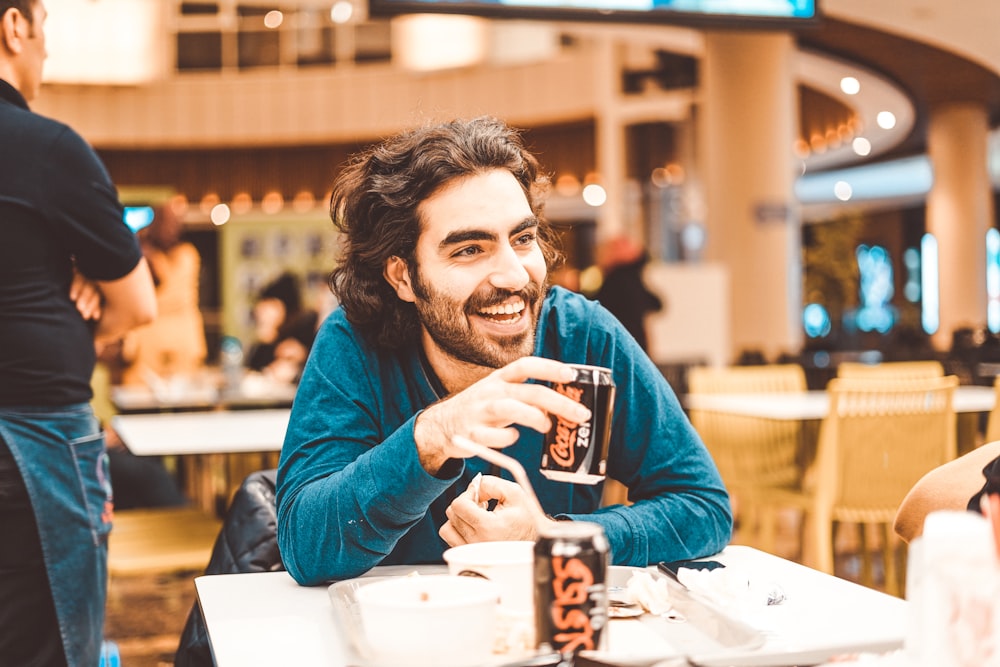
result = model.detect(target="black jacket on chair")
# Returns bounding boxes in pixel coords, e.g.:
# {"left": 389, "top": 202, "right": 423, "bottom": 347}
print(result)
{"left": 174, "top": 469, "right": 284, "bottom": 667}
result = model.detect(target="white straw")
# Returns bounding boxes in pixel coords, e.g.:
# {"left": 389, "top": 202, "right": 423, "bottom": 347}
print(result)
{"left": 452, "top": 435, "right": 548, "bottom": 528}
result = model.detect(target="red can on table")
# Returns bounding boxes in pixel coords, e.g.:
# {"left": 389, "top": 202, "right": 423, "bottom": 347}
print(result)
{"left": 534, "top": 521, "right": 609, "bottom": 657}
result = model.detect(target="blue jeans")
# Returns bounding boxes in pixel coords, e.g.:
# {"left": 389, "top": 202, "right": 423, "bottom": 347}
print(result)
{"left": 0, "top": 403, "right": 111, "bottom": 667}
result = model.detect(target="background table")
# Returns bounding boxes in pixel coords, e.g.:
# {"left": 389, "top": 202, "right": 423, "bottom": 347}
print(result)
{"left": 685, "top": 384, "right": 995, "bottom": 457}
{"left": 112, "top": 409, "right": 290, "bottom": 456}
{"left": 683, "top": 385, "right": 995, "bottom": 420}
{"left": 112, "top": 409, "right": 290, "bottom": 513}
{"left": 111, "top": 382, "right": 297, "bottom": 414}
{"left": 195, "top": 545, "right": 907, "bottom": 667}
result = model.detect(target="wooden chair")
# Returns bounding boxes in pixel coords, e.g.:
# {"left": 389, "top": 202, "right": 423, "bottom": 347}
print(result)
{"left": 836, "top": 360, "right": 944, "bottom": 380}
{"left": 108, "top": 506, "right": 221, "bottom": 577}
{"left": 759, "top": 375, "right": 958, "bottom": 596}
{"left": 687, "top": 364, "right": 808, "bottom": 549}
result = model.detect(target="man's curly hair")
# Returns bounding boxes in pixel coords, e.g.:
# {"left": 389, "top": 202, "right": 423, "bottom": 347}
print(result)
{"left": 329, "top": 116, "right": 563, "bottom": 351}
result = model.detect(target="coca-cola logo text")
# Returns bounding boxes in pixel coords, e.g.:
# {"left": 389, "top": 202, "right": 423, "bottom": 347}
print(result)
{"left": 549, "top": 384, "right": 591, "bottom": 467}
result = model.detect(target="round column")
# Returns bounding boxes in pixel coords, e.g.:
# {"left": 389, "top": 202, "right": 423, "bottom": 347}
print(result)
{"left": 698, "top": 31, "right": 801, "bottom": 362}
{"left": 925, "top": 102, "right": 992, "bottom": 351}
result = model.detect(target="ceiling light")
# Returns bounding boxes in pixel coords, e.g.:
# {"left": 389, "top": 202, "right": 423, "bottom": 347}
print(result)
{"left": 852, "top": 137, "right": 872, "bottom": 156}
{"left": 877, "top": 111, "right": 897, "bottom": 130}
{"left": 834, "top": 181, "right": 853, "bottom": 201}
{"left": 210, "top": 204, "right": 231, "bottom": 226}
{"left": 582, "top": 184, "right": 607, "bottom": 207}
{"left": 264, "top": 10, "right": 283, "bottom": 29}
{"left": 840, "top": 76, "right": 860, "bottom": 95}
{"left": 330, "top": 1, "right": 354, "bottom": 24}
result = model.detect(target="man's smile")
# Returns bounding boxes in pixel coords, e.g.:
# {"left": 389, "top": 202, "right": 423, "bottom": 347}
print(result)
{"left": 475, "top": 296, "right": 526, "bottom": 324}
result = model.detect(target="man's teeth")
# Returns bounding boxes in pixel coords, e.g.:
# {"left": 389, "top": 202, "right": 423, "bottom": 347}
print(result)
{"left": 480, "top": 300, "right": 525, "bottom": 316}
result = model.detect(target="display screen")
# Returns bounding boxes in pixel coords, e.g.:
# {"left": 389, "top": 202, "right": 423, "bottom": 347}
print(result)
{"left": 369, "top": 0, "right": 818, "bottom": 26}
{"left": 123, "top": 206, "right": 154, "bottom": 233}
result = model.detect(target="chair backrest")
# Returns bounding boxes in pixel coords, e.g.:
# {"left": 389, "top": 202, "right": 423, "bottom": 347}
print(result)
{"left": 836, "top": 360, "right": 944, "bottom": 381}
{"left": 687, "top": 364, "right": 807, "bottom": 491}
{"left": 175, "top": 469, "right": 281, "bottom": 667}
{"left": 815, "top": 375, "right": 958, "bottom": 523}
{"left": 985, "top": 376, "right": 1000, "bottom": 443}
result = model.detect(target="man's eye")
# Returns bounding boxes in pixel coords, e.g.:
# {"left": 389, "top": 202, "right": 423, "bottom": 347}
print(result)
{"left": 453, "top": 245, "right": 482, "bottom": 258}
{"left": 514, "top": 232, "right": 537, "bottom": 246}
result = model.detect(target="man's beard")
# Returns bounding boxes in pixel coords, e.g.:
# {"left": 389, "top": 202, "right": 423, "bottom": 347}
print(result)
{"left": 410, "top": 270, "right": 548, "bottom": 369}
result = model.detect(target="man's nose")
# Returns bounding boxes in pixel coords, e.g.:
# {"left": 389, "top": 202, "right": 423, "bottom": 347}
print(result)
{"left": 488, "top": 244, "right": 530, "bottom": 291}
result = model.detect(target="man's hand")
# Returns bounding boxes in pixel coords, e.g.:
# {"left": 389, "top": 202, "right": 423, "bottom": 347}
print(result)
{"left": 70, "top": 269, "right": 103, "bottom": 321}
{"left": 439, "top": 475, "right": 558, "bottom": 546}
{"left": 413, "top": 357, "right": 591, "bottom": 475}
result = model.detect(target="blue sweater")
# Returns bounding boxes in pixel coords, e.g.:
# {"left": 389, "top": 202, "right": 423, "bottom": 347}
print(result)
{"left": 276, "top": 286, "right": 732, "bottom": 585}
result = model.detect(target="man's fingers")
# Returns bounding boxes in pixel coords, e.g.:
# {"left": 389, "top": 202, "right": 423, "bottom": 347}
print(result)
{"left": 500, "top": 384, "right": 591, "bottom": 428}
{"left": 475, "top": 475, "right": 522, "bottom": 505}
{"left": 494, "top": 356, "right": 578, "bottom": 385}
{"left": 438, "top": 521, "right": 465, "bottom": 547}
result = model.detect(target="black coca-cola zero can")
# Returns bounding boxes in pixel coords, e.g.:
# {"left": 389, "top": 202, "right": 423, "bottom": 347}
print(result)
{"left": 540, "top": 364, "right": 615, "bottom": 485}
{"left": 534, "top": 521, "right": 609, "bottom": 657}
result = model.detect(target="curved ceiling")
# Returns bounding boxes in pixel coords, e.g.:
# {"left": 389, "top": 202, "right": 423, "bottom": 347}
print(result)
{"left": 796, "top": 15, "right": 1000, "bottom": 161}
{"left": 821, "top": 0, "right": 1000, "bottom": 79}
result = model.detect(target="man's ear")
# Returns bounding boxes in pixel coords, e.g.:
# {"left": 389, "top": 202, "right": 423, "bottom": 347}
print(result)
{"left": 384, "top": 256, "right": 416, "bottom": 303}
{"left": 0, "top": 8, "right": 25, "bottom": 54}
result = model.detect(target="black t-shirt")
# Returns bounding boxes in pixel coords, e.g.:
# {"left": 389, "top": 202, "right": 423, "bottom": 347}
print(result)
{"left": 0, "top": 80, "right": 142, "bottom": 405}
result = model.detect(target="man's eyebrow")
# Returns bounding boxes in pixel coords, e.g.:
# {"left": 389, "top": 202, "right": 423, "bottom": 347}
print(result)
{"left": 439, "top": 216, "right": 539, "bottom": 249}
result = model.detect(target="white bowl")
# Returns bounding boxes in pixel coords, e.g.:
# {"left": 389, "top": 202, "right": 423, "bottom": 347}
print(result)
{"left": 355, "top": 575, "right": 499, "bottom": 666}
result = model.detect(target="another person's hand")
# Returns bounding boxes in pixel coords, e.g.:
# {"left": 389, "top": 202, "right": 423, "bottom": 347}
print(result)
{"left": 413, "top": 356, "right": 591, "bottom": 475}
{"left": 70, "top": 269, "right": 103, "bottom": 321}
{"left": 439, "top": 475, "right": 557, "bottom": 546}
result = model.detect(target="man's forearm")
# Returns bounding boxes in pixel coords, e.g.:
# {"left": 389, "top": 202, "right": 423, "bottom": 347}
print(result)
{"left": 94, "top": 258, "right": 157, "bottom": 341}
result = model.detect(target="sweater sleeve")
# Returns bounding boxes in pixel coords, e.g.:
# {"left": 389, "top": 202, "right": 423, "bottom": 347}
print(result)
{"left": 275, "top": 319, "right": 459, "bottom": 585}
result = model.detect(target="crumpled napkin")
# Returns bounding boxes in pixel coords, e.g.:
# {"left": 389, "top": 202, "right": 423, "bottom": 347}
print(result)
{"left": 468, "top": 472, "right": 488, "bottom": 508}
{"left": 675, "top": 564, "right": 780, "bottom": 609}
{"left": 624, "top": 571, "right": 673, "bottom": 615}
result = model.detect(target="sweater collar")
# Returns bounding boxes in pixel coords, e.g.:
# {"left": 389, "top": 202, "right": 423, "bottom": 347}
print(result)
{"left": 0, "top": 79, "right": 29, "bottom": 110}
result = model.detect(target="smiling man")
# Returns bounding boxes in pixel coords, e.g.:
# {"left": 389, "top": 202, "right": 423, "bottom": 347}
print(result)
{"left": 276, "top": 116, "right": 732, "bottom": 585}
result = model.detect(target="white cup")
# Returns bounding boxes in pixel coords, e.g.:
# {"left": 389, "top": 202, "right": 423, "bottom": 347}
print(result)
{"left": 910, "top": 510, "right": 1000, "bottom": 667}
{"left": 443, "top": 540, "right": 535, "bottom": 615}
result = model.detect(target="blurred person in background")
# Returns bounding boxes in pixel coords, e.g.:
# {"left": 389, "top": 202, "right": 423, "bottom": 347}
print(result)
{"left": 246, "top": 272, "right": 318, "bottom": 385}
{"left": 0, "top": 1, "right": 157, "bottom": 665}
{"left": 593, "top": 235, "right": 663, "bottom": 353}
{"left": 121, "top": 199, "right": 208, "bottom": 387}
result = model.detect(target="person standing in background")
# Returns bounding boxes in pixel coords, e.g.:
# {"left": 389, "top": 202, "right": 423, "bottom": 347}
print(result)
{"left": 0, "top": 2, "right": 157, "bottom": 665}
{"left": 594, "top": 236, "right": 663, "bottom": 352}
{"left": 121, "top": 199, "right": 208, "bottom": 386}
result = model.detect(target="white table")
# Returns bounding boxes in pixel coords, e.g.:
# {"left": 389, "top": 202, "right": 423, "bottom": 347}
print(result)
{"left": 683, "top": 385, "right": 995, "bottom": 420}
{"left": 111, "top": 408, "right": 290, "bottom": 456}
{"left": 112, "top": 409, "right": 290, "bottom": 513}
{"left": 195, "top": 545, "right": 907, "bottom": 667}
{"left": 111, "top": 383, "right": 297, "bottom": 413}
